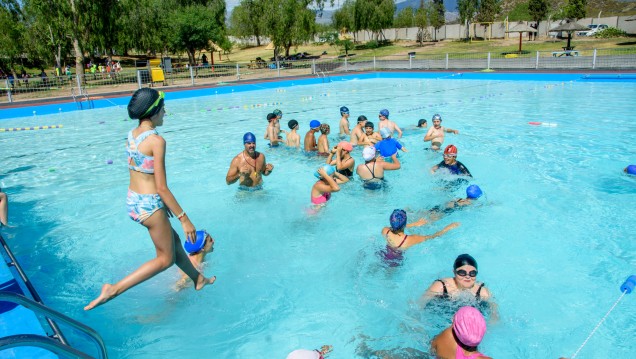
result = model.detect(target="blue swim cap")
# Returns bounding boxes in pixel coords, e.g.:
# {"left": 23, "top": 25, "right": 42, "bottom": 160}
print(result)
{"left": 627, "top": 165, "right": 636, "bottom": 175}
{"left": 310, "top": 120, "right": 321, "bottom": 129}
{"left": 390, "top": 209, "right": 407, "bottom": 231}
{"left": 432, "top": 114, "right": 442, "bottom": 121}
{"left": 314, "top": 164, "right": 336, "bottom": 178}
{"left": 243, "top": 132, "right": 256, "bottom": 144}
{"left": 466, "top": 185, "right": 483, "bottom": 199}
{"left": 379, "top": 109, "right": 389, "bottom": 118}
{"left": 184, "top": 230, "right": 207, "bottom": 254}
{"left": 340, "top": 106, "right": 349, "bottom": 114}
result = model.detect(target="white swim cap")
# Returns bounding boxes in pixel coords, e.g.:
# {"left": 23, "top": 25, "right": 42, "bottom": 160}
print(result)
{"left": 362, "top": 146, "right": 376, "bottom": 161}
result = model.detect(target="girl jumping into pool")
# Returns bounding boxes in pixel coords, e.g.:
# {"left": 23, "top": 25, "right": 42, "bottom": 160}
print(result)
{"left": 85, "top": 88, "right": 215, "bottom": 311}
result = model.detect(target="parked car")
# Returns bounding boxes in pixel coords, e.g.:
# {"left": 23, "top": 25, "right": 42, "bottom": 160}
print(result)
{"left": 577, "top": 24, "right": 609, "bottom": 37}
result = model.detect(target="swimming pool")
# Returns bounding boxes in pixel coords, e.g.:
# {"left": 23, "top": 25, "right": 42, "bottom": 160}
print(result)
{"left": 1, "top": 73, "right": 635, "bottom": 358}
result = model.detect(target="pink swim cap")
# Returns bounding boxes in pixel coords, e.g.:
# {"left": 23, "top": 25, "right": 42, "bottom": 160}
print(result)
{"left": 452, "top": 306, "right": 486, "bottom": 347}
{"left": 339, "top": 141, "right": 353, "bottom": 152}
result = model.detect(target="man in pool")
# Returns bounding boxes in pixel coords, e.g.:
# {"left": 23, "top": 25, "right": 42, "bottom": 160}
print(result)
{"left": 226, "top": 132, "right": 274, "bottom": 189}
{"left": 350, "top": 115, "right": 371, "bottom": 146}
{"left": 304, "top": 120, "right": 321, "bottom": 152}
{"left": 377, "top": 109, "right": 403, "bottom": 139}
{"left": 424, "top": 114, "right": 458, "bottom": 151}
{"left": 364, "top": 121, "right": 382, "bottom": 145}
{"left": 431, "top": 144, "right": 472, "bottom": 177}
{"left": 338, "top": 106, "right": 350, "bottom": 140}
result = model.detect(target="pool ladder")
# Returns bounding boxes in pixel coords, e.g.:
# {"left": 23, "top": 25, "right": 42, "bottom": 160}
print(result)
{"left": 0, "top": 234, "right": 108, "bottom": 359}
{"left": 316, "top": 71, "right": 331, "bottom": 83}
{"left": 71, "top": 87, "right": 94, "bottom": 110}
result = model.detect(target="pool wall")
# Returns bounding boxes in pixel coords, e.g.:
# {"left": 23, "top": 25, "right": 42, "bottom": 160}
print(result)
{"left": 1, "top": 71, "right": 635, "bottom": 121}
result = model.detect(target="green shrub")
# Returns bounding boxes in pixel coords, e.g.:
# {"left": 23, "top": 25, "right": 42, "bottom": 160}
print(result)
{"left": 365, "top": 40, "right": 379, "bottom": 49}
{"left": 595, "top": 27, "right": 627, "bottom": 38}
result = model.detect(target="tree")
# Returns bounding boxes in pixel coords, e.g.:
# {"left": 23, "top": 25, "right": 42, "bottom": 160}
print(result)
{"left": 414, "top": 0, "right": 429, "bottom": 45}
{"left": 394, "top": 7, "right": 414, "bottom": 29}
{"left": 457, "top": 0, "right": 478, "bottom": 40}
{"left": 354, "top": 0, "right": 395, "bottom": 41}
{"left": 230, "top": 0, "right": 266, "bottom": 46}
{"left": 332, "top": 0, "right": 355, "bottom": 34}
{"left": 475, "top": 0, "right": 501, "bottom": 38}
{"left": 563, "top": 0, "right": 586, "bottom": 20}
{"left": 0, "top": 3, "right": 25, "bottom": 76}
{"left": 167, "top": 1, "right": 227, "bottom": 66}
{"left": 528, "top": 0, "right": 548, "bottom": 36}
{"left": 429, "top": 0, "right": 446, "bottom": 41}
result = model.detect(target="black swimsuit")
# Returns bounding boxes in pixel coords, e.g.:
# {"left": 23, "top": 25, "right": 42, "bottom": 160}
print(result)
{"left": 435, "top": 279, "right": 485, "bottom": 299}
{"left": 363, "top": 162, "right": 384, "bottom": 189}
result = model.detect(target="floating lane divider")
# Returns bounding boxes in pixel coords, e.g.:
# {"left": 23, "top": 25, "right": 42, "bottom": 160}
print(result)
{"left": 0, "top": 125, "right": 63, "bottom": 132}
{"left": 570, "top": 275, "right": 636, "bottom": 358}
{"left": 528, "top": 121, "right": 558, "bottom": 127}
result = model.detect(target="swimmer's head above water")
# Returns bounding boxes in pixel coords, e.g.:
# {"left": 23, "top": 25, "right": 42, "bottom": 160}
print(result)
{"left": 389, "top": 209, "right": 407, "bottom": 232}
{"left": 128, "top": 88, "right": 165, "bottom": 120}
{"left": 453, "top": 306, "right": 487, "bottom": 348}
{"left": 288, "top": 119, "right": 299, "bottom": 130}
{"left": 417, "top": 119, "right": 428, "bottom": 128}
{"left": 310, "top": 120, "right": 321, "bottom": 130}
{"left": 362, "top": 146, "right": 376, "bottom": 161}
{"left": 466, "top": 185, "right": 482, "bottom": 199}
{"left": 340, "top": 106, "right": 349, "bottom": 116}
{"left": 267, "top": 113, "right": 277, "bottom": 122}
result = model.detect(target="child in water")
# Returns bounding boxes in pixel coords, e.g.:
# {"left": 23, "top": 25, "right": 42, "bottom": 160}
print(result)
{"left": 176, "top": 230, "right": 215, "bottom": 290}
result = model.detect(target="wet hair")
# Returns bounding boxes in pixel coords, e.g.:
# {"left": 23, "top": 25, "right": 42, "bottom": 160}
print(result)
{"left": 320, "top": 123, "right": 330, "bottom": 134}
{"left": 454, "top": 254, "right": 478, "bottom": 270}
{"left": 364, "top": 121, "right": 374, "bottom": 129}
{"left": 417, "top": 119, "right": 427, "bottom": 127}
{"left": 357, "top": 115, "right": 368, "bottom": 122}
{"left": 128, "top": 88, "right": 164, "bottom": 120}
{"left": 267, "top": 113, "right": 277, "bottom": 122}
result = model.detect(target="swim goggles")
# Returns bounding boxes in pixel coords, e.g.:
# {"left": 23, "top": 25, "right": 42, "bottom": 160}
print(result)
{"left": 455, "top": 269, "right": 478, "bottom": 277}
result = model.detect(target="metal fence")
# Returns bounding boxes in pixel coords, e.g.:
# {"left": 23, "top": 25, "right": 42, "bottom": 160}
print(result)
{"left": 2, "top": 47, "right": 635, "bottom": 105}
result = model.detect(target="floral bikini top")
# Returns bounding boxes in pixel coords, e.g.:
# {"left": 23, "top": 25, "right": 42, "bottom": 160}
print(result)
{"left": 126, "top": 129, "right": 157, "bottom": 174}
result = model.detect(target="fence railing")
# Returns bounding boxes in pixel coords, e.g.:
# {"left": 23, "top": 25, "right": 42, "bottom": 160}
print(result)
{"left": 2, "top": 48, "right": 635, "bottom": 105}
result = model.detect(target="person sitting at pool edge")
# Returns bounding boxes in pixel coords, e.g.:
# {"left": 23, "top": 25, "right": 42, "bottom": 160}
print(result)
{"left": 226, "top": 132, "right": 274, "bottom": 190}
{"left": 350, "top": 115, "right": 371, "bottom": 146}
{"left": 317, "top": 123, "right": 331, "bottom": 155}
{"left": 356, "top": 146, "right": 400, "bottom": 190}
{"left": 378, "top": 109, "right": 402, "bottom": 138}
{"left": 380, "top": 209, "right": 459, "bottom": 267}
{"left": 364, "top": 121, "right": 382, "bottom": 145}
{"left": 327, "top": 141, "right": 355, "bottom": 177}
{"left": 304, "top": 120, "right": 321, "bottom": 152}
{"left": 430, "top": 306, "right": 491, "bottom": 359}
{"left": 176, "top": 230, "right": 215, "bottom": 290}
{"left": 338, "top": 106, "right": 350, "bottom": 140}
{"left": 431, "top": 145, "right": 471, "bottom": 177}
{"left": 375, "top": 127, "right": 408, "bottom": 160}
{"left": 311, "top": 164, "right": 349, "bottom": 206}
{"left": 424, "top": 114, "right": 458, "bottom": 151}
{"left": 0, "top": 187, "right": 8, "bottom": 227}
{"left": 285, "top": 119, "right": 300, "bottom": 148}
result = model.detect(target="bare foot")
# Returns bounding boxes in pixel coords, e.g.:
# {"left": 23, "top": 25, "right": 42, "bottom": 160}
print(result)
{"left": 84, "top": 284, "right": 116, "bottom": 311}
{"left": 174, "top": 277, "right": 190, "bottom": 292}
{"left": 195, "top": 275, "right": 216, "bottom": 290}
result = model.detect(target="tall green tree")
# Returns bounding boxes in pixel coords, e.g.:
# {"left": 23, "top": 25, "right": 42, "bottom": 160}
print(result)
{"left": 332, "top": 0, "right": 355, "bottom": 33}
{"left": 116, "top": 0, "right": 167, "bottom": 56}
{"left": 457, "top": 0, "right": 478, "bottom": 40}
{"left": 230, "top": 0, "right": 266, "bottom": 46}
{"left": 262, "top": 0, "right": 317, "bottom": 58}
{"left": 0, "top": 2, "right": 25, "bottom": 75}
{"left": 394, "top": 7, "right": 414, "bottom": 28}
{"left": 475, "top": 0, "right": 501, "bottom": 37}
{"left": 563, "top": 0, "right": 586, "bottom": 20}
{"left": 528, "top": 0, "right": 548, "bottom": 34}
{"left": 430, "top": 0, "right": 445, "bottom": 41}
{"left": 354, "top": 0, "right": 394, "bottom": 41}
{"left": 167, "top": 1, "right": 227, "bottom": 66}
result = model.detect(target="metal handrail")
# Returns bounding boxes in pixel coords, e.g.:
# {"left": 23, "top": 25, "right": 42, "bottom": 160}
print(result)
{"left": 0, "top": 234, "right": 67, "bottom": 345}
{"left": 0, "top": 334, "right": 94, "bottom": 359}
{"left": 0, "top": 292, "right": 107, "bottom": 359}
{"left": 70, "top": 88, "right": 81, "bottom": 110}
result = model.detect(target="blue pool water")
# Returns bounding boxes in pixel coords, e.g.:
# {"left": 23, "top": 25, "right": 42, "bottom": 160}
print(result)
{"left": 1, "top": 73, "right": 635, "bottom": 358}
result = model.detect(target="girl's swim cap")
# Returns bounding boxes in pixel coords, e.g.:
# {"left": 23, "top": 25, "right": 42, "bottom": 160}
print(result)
{"left": 128, "top": 88, "right": 164, "bottom": 119}
{"left": 339, "top": 141, "right": 353, "bottom": 152}
{"left": 453, "top": 306, "right": 487, "bottom": 347}
{"left": 362, "top": 146, "right": 376, "bottom": 161}
{"left": 466, "top": 185, "right": 483, "bottom": 199}
{"left": 314, "top": 164, "right": 336, "bottom": 178}
{"left": 390, "top": 209, "right": 407, "bottom": 231}
{"left": 184, "top": 230, "right": 207, "bottom": 254}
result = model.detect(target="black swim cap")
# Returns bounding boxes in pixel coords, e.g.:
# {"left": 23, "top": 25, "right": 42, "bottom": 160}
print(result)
{"left": 454, "top": 254, "right": 478, "bottom": 270}
{"left": 128, "top": 88, "right": 164, "bottom": 120}
{"left": 267, "top": 113, "right": 276, "bottom": 122}
{"left": 288, "top": 119, "right": 298, "bottom": 129}
{"left": 357, "top": 115, "right": 368, "bottom": 122}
